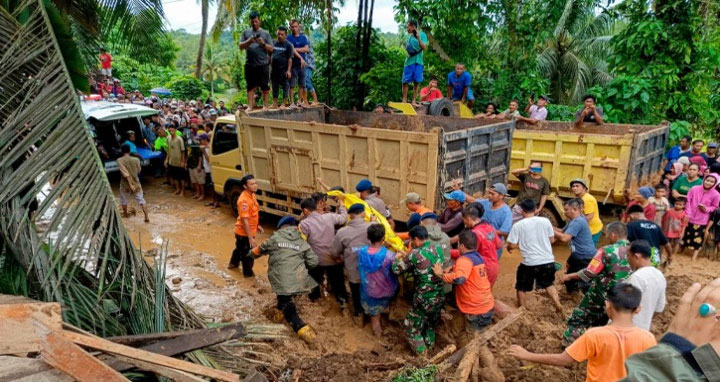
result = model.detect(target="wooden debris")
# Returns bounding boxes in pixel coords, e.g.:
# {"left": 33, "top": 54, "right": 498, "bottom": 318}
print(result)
{"left": 63, "top": 330, "right": 239, "bottom": 382}
{"left": 0, "top": 300, "right": 62, "bottom": 354}
{"left": 440, "top": 308, "right": 524, "bottom": 381}
{"left": 429, "top": 344, "right": 456, "bottom": 364}
{"left": 38, "top": 324, "right": 129, "bottom": 382}
{"left": 112, "top": 354, "right": 207, "bottom": 382}
{"left": 0, "top": 355, "right": 54, "bottom": 379}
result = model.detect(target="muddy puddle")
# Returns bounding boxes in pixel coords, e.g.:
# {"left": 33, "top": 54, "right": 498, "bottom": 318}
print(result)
{"left": 115, "top": 176, "right": 720, "bottom": 381}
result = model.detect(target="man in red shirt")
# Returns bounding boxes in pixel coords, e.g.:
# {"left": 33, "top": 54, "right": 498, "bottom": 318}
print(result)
{"left": 450, "top": 204, "right": 500, "bottom": 285}
{"left": 433, "top": 230, "right": 494, "bottom": 343}
{"left": 99, "top": 47, "right": 113, "bottom": 77}
{"left": 229, "top": 174, "right": 263, "bottom": 276}
{"left": 419, "top": 76, "right": 443, "bottom": 102}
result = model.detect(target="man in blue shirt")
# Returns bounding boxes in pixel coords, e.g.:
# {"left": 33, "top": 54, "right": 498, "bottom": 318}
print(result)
{"left": 447, "top": 63, "right": 474, "bottom": 108}
{"left": 287, "top": 19, "right": 309, "bottom": 107}
{"left": 554, "top": 198, "right": 597, "bottom": 294}
{"left": 460, "top": 183, "right": 512, "bottom": 260}
{"left": 664, "top": 135, "right": 691, "bottom": 171}
{"left": 121, "top": 131, "right": 143, "bottom": 160}
{"left": 402, "top": 20, "right": 427, "bottom": 105}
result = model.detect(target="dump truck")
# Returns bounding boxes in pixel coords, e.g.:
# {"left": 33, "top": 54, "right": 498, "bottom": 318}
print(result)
{"left": 508, "top": 120, "right": 669, "bottom": 225}
{"left": 208, "top": 107, "right": 514, "bottom": 221}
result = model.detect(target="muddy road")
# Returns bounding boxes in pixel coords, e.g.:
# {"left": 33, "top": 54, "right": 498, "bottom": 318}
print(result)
{"left": 115, "top": 176, "right": 720, "bottom": 381}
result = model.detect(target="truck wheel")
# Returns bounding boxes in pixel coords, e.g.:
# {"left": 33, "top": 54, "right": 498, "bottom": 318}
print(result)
{"left": 539, "top": 207, "right": 561, "bottom": 228}
{"left": 428, "top": 98, "right": 455, "bottom": 117}
{"left": 228, "top": 185, "right": 243, "bottom": 216}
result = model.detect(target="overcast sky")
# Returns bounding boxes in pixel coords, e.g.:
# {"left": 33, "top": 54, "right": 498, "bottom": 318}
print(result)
{"left": 162, "top": 0, "right": 401, "bottom": 34}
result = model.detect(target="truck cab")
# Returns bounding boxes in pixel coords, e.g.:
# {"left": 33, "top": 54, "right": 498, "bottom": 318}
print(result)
{"left": 208, "top": 114, "right": 247, "bottom": 214}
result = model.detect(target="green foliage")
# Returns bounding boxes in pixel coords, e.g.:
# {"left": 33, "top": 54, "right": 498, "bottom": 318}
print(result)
{"left": 43, "top": 0, "right": 89, "bottom": 91}
{"left": 586, "top": 76, "right": 657, "bottom": 124}
{"left": 392, "top": 366, "right": 438, "bottom": 382}
{"left": 668, "top": 121, "right": 692, "bottom": 147}
{"left": 167, "top": 75, "right": 207, "bottom": 100}
{"left": 547, "top": 104, "right": 578, "bottom": 121}
{"left": 113, "top": 54, "right": 182, "bottom": 93}
{"left": 360, "top": 46, "right": 405, "bottom": 108}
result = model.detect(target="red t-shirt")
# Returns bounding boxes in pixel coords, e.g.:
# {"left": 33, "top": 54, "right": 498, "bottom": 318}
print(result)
{"left": 99, "top": 53, "right": 113, "bottom": 69}
{"left": 662, "top": 208, "right": 687, "bottom": 238}
{"left": 450, "top": 222, "right": 500, "bottom": 286}
{"left": 626, "top": 200, "right": 657, "bottom": 222}
{"left": 420, "top": 87, "right": 443, "bottom": 102}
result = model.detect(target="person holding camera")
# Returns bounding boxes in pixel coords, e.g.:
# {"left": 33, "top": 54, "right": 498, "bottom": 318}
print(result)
{"left": 402, "top": 19, "right": 427, "bottom": 106}
{"left": 239, "top": 12, "right": 273, "bottom": 110}
{"left": 575, "top": 94, "right": 604, "bottom": 127}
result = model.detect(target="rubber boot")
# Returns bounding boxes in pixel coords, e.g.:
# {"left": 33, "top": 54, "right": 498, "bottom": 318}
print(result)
{"left": 297, "top": 325, "right": 317, "bottom": 344}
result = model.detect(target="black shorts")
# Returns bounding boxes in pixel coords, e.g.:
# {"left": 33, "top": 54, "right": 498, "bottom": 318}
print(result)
{"left": 245, "top": 64, "right": 270, "bottom": 91}
{"left": 204, "top": 172, "right": 213, "bottom": 189}
{"left": 515, "top": 263, "right": 556, "bottom": 292}
{"left": 168, "top": 165, "right": 186, "bottom": 180}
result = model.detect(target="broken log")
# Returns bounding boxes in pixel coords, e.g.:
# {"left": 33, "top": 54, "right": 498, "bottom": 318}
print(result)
{"left": 439, "top": 308, "right": 524, "bottom": 374}
{"left": 104, "top": 322, "right": 246, "bottom": 348}
{"left": 62, "top": 330, "right": 239, "bottom": 382}
{"left": 113, "top": 354, "right": 207, "bottom": 382}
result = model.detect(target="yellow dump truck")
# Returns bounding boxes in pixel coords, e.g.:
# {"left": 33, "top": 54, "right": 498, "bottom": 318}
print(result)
{"left": 208, "top": 107, "right": 514, "bottom": 221}
{"left": 508, "top": 121, "right": 669, "bottom": 224}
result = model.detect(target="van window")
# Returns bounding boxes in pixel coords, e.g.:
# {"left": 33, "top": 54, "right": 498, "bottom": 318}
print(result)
{"left": 212, "top": 123, "right": 239, "bottom": 155}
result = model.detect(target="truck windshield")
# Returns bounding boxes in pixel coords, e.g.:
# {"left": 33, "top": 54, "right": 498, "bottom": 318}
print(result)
{"left": 212, "top": 123, "right": 238, "bottom": 155}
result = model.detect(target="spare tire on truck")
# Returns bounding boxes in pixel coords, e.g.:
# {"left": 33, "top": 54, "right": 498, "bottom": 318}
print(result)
{"left": 428, "top": 98, "right": 455, "bottom": 117}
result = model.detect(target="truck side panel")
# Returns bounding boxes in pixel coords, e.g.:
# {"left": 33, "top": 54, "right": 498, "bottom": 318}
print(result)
{"left": 438, "top": 121, "right": 514, "bottom": 209}
{"left": 509, "top": 130, "right": 635, "bottom": 204}
{"left": 240, "top": 115, "right": 440, "bottom": 221}
{"left": 626, "top": 125, "right": 669, "bottom": 192}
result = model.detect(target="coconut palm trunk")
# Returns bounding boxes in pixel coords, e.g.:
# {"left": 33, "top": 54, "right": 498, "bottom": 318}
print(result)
{"left": 195, "top": 0, "right": 209, "bottom": 78}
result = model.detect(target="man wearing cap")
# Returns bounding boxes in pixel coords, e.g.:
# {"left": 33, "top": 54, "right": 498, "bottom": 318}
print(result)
{"left": 570, "top": 179, "right": 604, "bottom": 245}
{"left": 510, "top": 161, "right": 551, "bottom": 223}
{"left": 472, "top": 183, "right": 513, "bottom": 260}
{"left": 401, "top": 192, "right": 433, "bottom": 217}
{"left": 438, "top": 190, "right": 466, "bottom": 239}
{"left": 356, "top": 179, "right": 394, "bottom": 228}
{"left": 251, "top": 216, "right": 318, "bottom": 343}
{"left": 299, "top": 196, "right": 349, "bottom": 308}
{"left": 518, "top": 95, "right": 548, "bottom": 125}
{"left": 240, "top": 12, "right": 273, "bottom": 110}
{"left": 331, "top": 203, "right": 372, "bottom": 325}
{"left": 705, "top": 142, "right": 718, "bottom": 167}
{"left": 554, "top": 198, "right": 597, "bottom": 294}
{"left": 229, "top": 174, "right": 263, "bottom": 276}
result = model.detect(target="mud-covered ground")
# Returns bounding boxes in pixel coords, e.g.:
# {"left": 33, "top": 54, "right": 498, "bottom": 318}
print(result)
{"left": 117, "top": 176, "right": 720, "bottom": 381}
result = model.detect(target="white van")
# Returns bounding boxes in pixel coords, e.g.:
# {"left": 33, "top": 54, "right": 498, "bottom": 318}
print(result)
{"left": 81, "top": 101, "right": 162, "bottom": 173}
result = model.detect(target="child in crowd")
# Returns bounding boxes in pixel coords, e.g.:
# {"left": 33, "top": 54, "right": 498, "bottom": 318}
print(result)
{"left": 357, "top": 224, "right": 398, "bottom": 337}
{"left": 251, "top": 216, "right": 319, "bottom": 343}
{"left": 198, "top": 134, "right": 220, "bottom": 207}
{"left": 649, "top": 184, "right": 670, "bottom": 226}
{"left": 623, "top": 187, "right": 656, "bottom": 222}
{"left": 433, "top": 230, "right": 495, "bottom": 346}
{"left": 392, "top": 226, "right": 445, "bottom": 354}
{"left": 661, "top": 196, "right": 687, "bottom": 262}
{"left": 508, "top": 283, "right": 657, "bottom": 382}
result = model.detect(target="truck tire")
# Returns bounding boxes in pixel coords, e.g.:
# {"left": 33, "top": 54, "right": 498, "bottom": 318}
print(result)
{"left": 428, "top": 98, "right": 455, "bottom": 117}
{"left": 228, "top": 185, "right": 243, "bottom": 216}
{"left": 539, "top": 207, "right": 561, "bottom": 228}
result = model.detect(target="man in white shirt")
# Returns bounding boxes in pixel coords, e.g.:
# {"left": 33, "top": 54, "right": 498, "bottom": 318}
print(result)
{"left": 626, "top": 240, "right": 666, "bottom": 331}
{"left": 507, "top": 199, "right": 563, "bottom": 313}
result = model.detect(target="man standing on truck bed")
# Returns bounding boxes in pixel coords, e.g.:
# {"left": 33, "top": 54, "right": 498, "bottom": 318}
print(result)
{"left": 401, "top": 19, "right": 427, "bottom": 106}
{"left": 570, "top": 179, "right": 604, "bottom": 246}
{"left": 574, "top": 94, "right": 604, "bottom": 128}
{"left": 447, "top": 64, "right": 474, "bottom": 108}
{"left": 229, "top": 174, "right": 263, "bottom": 277}
{"left": 239, "top": 12, "right": 273, "bottom": 110}
{"left": 287, "top": 19, "right": 309, "bottom": 107}
{"left": 510, "top": 161, "right": 551, "bottom": 224}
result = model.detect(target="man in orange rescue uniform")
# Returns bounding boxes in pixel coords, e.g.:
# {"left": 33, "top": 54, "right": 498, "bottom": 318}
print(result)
{"left": 229, "top": 174, "right": 263, "bottom": 276}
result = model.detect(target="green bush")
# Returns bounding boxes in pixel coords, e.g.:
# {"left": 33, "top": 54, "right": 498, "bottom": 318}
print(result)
{"left": 113, "top": 54, "right": 182, "bottom": 94}
{"left": 166, "top": 75, "right": 206, "bottom": 100}
{"left": 392, "top": 366, "right": 438, "bottom": 382}
{"left": 547, "top": 104, "right": 578, "bottom": 122}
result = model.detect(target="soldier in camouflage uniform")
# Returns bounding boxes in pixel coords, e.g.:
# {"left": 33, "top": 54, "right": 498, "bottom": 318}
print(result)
{"left": 252, "top": 216, "right": 319, "bottom": 343}
{"left": 392, "top": 225, "right": 445, "bottom": 354}
{"left": 560, "top": 221, "right": 632, "bottom": 344}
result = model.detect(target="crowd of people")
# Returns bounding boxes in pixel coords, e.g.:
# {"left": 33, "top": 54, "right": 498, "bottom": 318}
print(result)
{"left": 225, "top": 149, "right": 720, "bottom": 381}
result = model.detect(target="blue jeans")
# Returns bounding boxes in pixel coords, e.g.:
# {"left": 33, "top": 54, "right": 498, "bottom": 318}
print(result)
{"left": 305, "top": 67, "right": 314, "bottom": 92}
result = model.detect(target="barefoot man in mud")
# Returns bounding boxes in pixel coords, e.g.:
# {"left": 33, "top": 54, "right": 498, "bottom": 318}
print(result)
{"left": 117, "top": 144, "right": 149, "bottom": 222}
{"left": 229, "top": 174, "right": 263, "bottom": 276}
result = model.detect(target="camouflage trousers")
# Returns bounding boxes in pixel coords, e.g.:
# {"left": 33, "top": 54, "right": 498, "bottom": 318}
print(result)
{"left": 404, "top": 292, "right": 444, "bottom": 354}
{"left": 563, "top": 294, "right": 609, "bottom": 345}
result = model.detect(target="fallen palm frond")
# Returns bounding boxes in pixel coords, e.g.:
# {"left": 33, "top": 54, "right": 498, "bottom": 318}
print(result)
{"left": 0, "top": 0, "right": 270, "bottom": 376}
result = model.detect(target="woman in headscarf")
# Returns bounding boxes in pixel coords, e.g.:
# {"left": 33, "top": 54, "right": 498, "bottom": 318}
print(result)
{"left": 682, "top": 174, "right": 720, "bottom": 261}
{"left": 664, "top": 162, "right": 685, "bottom": 188}
{"left": 623, "top": 186, "right": 657, "bottom": 222}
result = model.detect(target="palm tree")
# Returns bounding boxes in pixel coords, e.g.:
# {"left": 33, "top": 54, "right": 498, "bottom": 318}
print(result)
{"left": 194, "top": 0, "right": 211, "bottom": 78}
{"left": 201, "top": 45, "right": 230, "bottom": 97}
{"left": 536, "top": 0, "right": 622, "bottom": 104}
